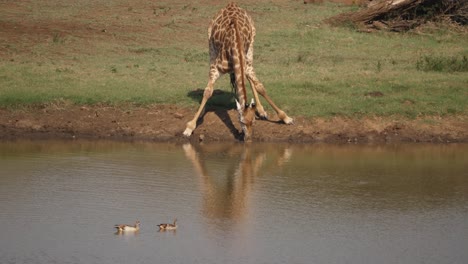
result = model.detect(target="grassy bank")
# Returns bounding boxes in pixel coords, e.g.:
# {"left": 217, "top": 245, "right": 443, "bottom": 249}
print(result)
{"left": 1, "top": 0, "right": 467, "bottom": 118}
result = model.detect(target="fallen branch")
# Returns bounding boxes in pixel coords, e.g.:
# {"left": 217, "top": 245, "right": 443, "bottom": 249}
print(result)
{"left": 326, "top": 0, "right": 467, "bottom": 32}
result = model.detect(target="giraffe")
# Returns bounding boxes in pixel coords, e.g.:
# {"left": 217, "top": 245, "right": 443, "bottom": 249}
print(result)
{"left": 183, "top": 2, "right": 293, "bottom": 142}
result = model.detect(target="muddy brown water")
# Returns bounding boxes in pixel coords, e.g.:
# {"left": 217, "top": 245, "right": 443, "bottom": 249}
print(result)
{"left": 1, "top": 140, "right": 467, "bottom": 264}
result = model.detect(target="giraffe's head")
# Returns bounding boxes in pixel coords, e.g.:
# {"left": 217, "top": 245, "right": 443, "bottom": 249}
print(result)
{"left": 236, "top": 98, "right": 257, "bottom": 142}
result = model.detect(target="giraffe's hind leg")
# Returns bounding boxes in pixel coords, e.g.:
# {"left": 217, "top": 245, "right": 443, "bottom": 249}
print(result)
{"left": 246, "top": 68, "right": 293, "bottom": 125}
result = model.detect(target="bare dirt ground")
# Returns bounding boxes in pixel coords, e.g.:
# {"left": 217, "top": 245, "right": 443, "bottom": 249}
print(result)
{"left": 1, "top": 104, "right": 466, "bottom": 143}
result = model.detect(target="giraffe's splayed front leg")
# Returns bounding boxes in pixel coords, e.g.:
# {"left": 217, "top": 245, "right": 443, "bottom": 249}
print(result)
{"left": 183, "top": 72, "right": 217, "bottom": 138}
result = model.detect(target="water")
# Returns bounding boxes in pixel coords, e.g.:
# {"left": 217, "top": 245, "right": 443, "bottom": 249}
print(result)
{"left": 0, "top": 140, "right": 467, "bottom": 264}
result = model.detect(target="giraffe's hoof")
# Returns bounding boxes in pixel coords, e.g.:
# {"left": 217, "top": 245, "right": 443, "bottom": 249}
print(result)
{"left": 257, "top": 111, "right": 268, "bottom": 120}
{"left": 283, "top": 116, "right": 294, "bottom": 125}
{"left": 183, "top": 128, "right": 193, "bottom": 137}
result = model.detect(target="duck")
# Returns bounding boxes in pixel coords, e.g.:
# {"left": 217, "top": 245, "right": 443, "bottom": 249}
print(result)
{"left": 114, "top": 220, "right": 140, "bottom": 232}
{"left": 157, "top": 218, "right": 177, "bottom": 230}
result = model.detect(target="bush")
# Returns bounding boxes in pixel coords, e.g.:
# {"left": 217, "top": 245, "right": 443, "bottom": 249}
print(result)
{"left": 416, "top": 55, "right": 468, "bottom": 72}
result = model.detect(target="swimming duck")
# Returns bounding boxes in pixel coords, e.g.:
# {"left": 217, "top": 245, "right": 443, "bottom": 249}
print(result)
{"left": 157, "top": 218, "right": 177, "bottom": 230}
{"left": 114, "top": 220, "right": 140, "bottom": 232}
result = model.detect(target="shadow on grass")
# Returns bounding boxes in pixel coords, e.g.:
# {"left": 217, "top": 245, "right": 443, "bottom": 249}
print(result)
{"left": 187, "top": 89, "right": 243, "bottom": 140}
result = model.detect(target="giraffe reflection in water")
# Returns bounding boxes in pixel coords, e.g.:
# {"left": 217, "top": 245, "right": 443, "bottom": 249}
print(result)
{"left": 183, "top": 143, "right": 292, "bottom": 228}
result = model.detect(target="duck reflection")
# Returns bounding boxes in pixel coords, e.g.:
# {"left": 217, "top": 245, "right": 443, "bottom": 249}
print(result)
{"left": 183, "top": 143, "right": 292, "bottom": 227}
{"left": 114, "top": 230, "right": 139, "bottom": 237}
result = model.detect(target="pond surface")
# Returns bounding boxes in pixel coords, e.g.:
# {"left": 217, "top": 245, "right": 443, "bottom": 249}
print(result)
{"left": 0, "top": 140, "right": 467, "bottom": 264}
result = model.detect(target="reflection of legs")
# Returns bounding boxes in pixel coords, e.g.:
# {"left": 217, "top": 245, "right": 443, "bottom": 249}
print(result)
{"left": 246, "top": 68, "right": 293, "bottom": 124}
{"left": 183, "top": 68, "right": 220, "bottom": 136}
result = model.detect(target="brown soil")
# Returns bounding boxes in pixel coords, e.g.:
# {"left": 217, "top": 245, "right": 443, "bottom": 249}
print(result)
{"left": 1, "top": 103, "right": 466, "bottom": 143}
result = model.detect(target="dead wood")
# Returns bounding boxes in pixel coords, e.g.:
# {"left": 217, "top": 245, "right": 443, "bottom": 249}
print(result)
{"left": 326, "top": 0, "right": 467, "bottom": 32}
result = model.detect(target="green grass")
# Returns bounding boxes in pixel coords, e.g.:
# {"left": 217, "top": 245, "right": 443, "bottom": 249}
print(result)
{"left": 416, "top": 55, "right": 468, "bottom": 72}
{"left": 0, "top": 0, "right": 467, "bottom": 118}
